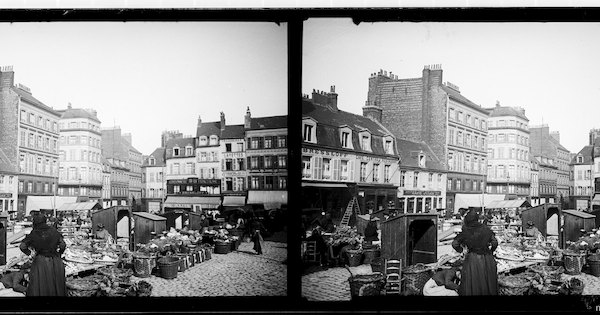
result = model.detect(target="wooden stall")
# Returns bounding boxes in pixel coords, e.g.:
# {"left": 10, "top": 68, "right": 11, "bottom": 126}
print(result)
{"left": 161, "top": 210, "right": 192, "bottom": 230}
{"left": 562, "top": 210, "right": 596, "bottom": 243}
{"left": 91, "top": 206, "right": 132, "bottom": 241}
{"left": 381, "top": 213, "right": 437, "bottom": 268}
{"left": 591, "top": 209, "right": 600, "bottom": 229}
{"left": 521, "top": 203, "right": 562, "bottom": 238}
{"left": 0, "top": 214, "right": 7, "bottom": 265}
{"left": 133, "top": 212, "right": 167, "bottom": 245}
{"left": 188, "top": 211, "right": 204, "bottom": 231}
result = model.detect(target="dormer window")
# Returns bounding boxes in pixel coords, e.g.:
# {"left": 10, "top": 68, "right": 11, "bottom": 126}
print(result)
{"left": 173, "top": 147, "right": 180, "bottom": 156}
{"left": 383, "top": 136, "right": 394, "bottom": 155}
{"left": 185, "top": 146, "right": 193, "bottom": 156}
{"left": 339, "top": 126, "right": 353, "bottom": 149}
{"left": 149, "top": 157, "right": 155, "bottom": 166}
{"left": 359, "top": 130, "right": 371, "bottom": 152}
{"left": 199, "top": 136, "right": 208, "bottom": 146}
{"left": 418, "top": 152, "right": 426, "bottom": 167}
{"left": 209, "top": 135, "right": 219, "bottom": 145}
{"left": 303, "top": 118, "right": 317, "bottom": 144}
{"left": 577, "top": 156, "right": 584, "bottom": 163}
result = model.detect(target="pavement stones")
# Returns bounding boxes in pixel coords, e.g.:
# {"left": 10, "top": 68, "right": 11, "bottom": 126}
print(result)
{"left": 131, "top": 241, "right": 287, "bottom": 297}
{"left": 302, "top": 267, "right": 352, "bottom": 301}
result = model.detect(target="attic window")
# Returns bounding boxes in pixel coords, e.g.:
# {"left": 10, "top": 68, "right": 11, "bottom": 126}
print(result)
{"left": 185, "top": 146, "right": 193, "bottom": 156}
{"left": 383, "top": 136, "right": 394, "bottom": 155}
{"left": 209, "top": 135, "right": 219, "bottom": 145}
{"left": 419, "top": 153, "right": 426, "bottom": 167}
{"left": 339, "top": 126, "right": 353, "bottom": 149}
{"left": 173, "top": 147, "right": 180, "bottom": 156}
{"left": 577, "top": 156, "right": 583, "bottom": 163}
{"left": 303, "top": 118, "right": 317, "bottom": 144}
{"left": 149, "top": 157, "right": 155, "bottom": 166}
{"left": 359, "top": 131, "right": 371, "bottom": 152}
{"left": 199, "top": 136, "right": 208, "bottom": 146}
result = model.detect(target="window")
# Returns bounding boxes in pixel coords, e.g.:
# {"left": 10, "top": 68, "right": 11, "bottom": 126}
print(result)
{"left": 173, "top": 163, "right": 180, "bottom": 175}
{"left": 360, "top": 162, "right": 368, "bottom": 182}
{"left": 457, "top": 131, "right": 463, "bottom": 146}
{"left": 322, "top": 158, "right": 331, "bottom": 179}
{"left": 174, "top": 185, "right": 180, "bottom": 193}
{"left": 264, "top": 156, "right": 272, "bottom": 168}
{"left": 251, "top": 138, "right": 259, "bottom": 149}
{"left": 279, "top": 177, "right": 287, "bottom": 189}
{"left": 277, "top": 136, "right": 286, "bottom": 148}
{"left": 303, "top": 123, "right": 315, "bottom": 142}
{"left": 384, "top": 165, "right": 390, "bottom": 183}
{"left": 209, "top": 136, "right": 218, "bottom": 145}
{"left": 185, "top": 162, "right": 194, "bottom": 174}
{"left": 264, "top": 137, "right": 272, "bottom": 149}
{"left": 251, "top": 177, "right": 260, "bottom": 189}
{"left": 419, "top": 154, "right": 426, "bottom": 167}
{"left": 225, "top": 143, "right": 232, "bottom": 152}
{"left": 20, "top": 110, "right": 26, "bottom": 122}
{"left": 428, "top": 173, "right": 433, "bottom": 188}
{"left": 185, "top": 146, "right": 193, "bottom": 156}
{"left": 466, "top": 114, "right": 471, "bottom": 126}
{"left": 383, "top": 137, "right": 393, "bottom": 154}
{"left": 251, "top": 157, "right": 259, "bottom": 169}
{"left": 448, "top": 129, "right": 455, "bottom": 145}
{"left": 360, "top": 133, "right": 371, "bottom": 151}
{"left": 413, "top": 172, "right": 419, "bottom": 188}
{"left": 341, "top": 131, "right": 351, "bottom": 149}
{"left": 400, "top": 171, "right": 406, "bottom": 187}
{"left": 173, "top": 147, "right": 180, "bottom": 156}
{"left": 149, "top": 157, "right": 155, "bottom": 166}
{"left": 456, "top": 179, "right": 462, "bottom": 191}
{"left": 278, "top": 156, "right": 287, "bottom": 168}
{"left": 29, "top": 113, "right": 34, "bottom": 123}
{"left": 578, "top": 156, "right": 584, "bottom": 163}
{"left": 448, "top": 108, "right": 455, "bottom": 120}
{"left": 199, "top": 136, "right": 207, "bottom": 146}
{"left": 341, "top": 160, "right": 349, "bottom": 180}
{"left": 373, "top": 164, "right": 380, "bottom": 182}
{"left": 200, "top": 152, "right": 207, "bottom": 162}
{"left": 19, "top": 181, "right": 23, "bottom": 193}
{"left": 465, "top": 134, "right": 471, "bottom": 148}
{"left": 474, "top": 117, "right": 479, "bottom": 130}
{"left": 225, "top": 159, "right": 233, "bottom": 171}
{"left": 265, "top": 177, "right": 274, "bottom": 189}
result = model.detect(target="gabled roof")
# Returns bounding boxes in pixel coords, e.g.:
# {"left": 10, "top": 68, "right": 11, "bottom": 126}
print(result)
{"left": 124, "top": 138, "right": 142, "bottom": 154}
{"left": 221, "top": 124, "right": 245, "bottom": 139}
{"left": 165, "top": 137, "right": 196, "bottom": 150}
{"left": 59, "top": 108, "right": 101, "bottom": 123}
{"left": 248, "top": 115, "right": 287, "bottom": 130}
{"left": 143, "top": 147, "right": 166, "bottom": 167}
{"left": 571, "top": 145, "right": 594, "bottom": 165}
{"left": 487, "top": 106, "right": 529, "bottom": 121}
{"left": 196, "top": 121, "right": 221, "bottom": 138}
{"left": 12, "top": 87, "right": 61, "bottom": 117}
{"left": 549, "top": 137, "right": 569, "bottom": 153}
{"left": 396, "top": 139, "right": 445, "bottom": 171}
{"left": 441, "top": 85, "right": 489, "bottom": 115}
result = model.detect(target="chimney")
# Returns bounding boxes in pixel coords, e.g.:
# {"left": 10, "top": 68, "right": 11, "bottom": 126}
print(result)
{"left": 328, "top": 85, "right": 338, "bottom": 111}
{"left": 68, "top": 102, "right": 72, "bottom": 109}
{"left": 220, "top": 111, "right": 226, "bottom": 131}
{"left": 197, "top": 115, "right": 202, "bottom": 126}
{"left": 0, "top": 66, "right": 15, "bottom": 90}
{"left": 423, "top": 64, "right": 443, "bottom": 86}
{"left": 245, "top": 106, "right": 252, "bottom": 129}
{"left": 362, "top": 101, "right": 382, "bottom": 123}
{"left": 550, "top": 131, "right": 560, "bottom": 143}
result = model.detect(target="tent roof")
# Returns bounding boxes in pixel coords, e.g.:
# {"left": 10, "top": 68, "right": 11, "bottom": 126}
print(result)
{"left": 487, "top": 199, "right": 531, "bottom": 209}
{"left": 25, "top": 196, "right": 78, "bottom": 216}
{"left": 454, "top": 194, "right": 505, "bottom": 211}
{"left": 57, "top": 201, "right": 101, "bottom": 211}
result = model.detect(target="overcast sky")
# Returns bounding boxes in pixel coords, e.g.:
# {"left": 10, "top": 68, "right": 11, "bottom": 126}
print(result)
{"left": 0, "top": 22, "right": 287, "bottom": 155}
{"left": 303, "top": 19, "right": 600, "bottom": 154}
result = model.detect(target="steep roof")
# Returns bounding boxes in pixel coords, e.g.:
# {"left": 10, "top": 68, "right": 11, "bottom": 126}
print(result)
{"left": 59, "top": 108, "right": 101, "bottom": 123}
{"left": 302, "top": 99, "right": 397, "bottom": 157}
{"left": 249, "top": 115, "right": 287, "bottom": 130}
{"left": 571, "top": 145, "right": 594, "bottom": 165}
{"left": 487, "top": 106, "right": 529, "bottom": 121}
{"left": 196, "top": 121, "right": 221, "bottom": 138}
{"left": 143, "top": 147, "right": 166, "bottom": 167}
{"left": 396, "top": 139, "right": 445, "bottom": 171}
{"left": 12, "top": 87, "right": 61, "bottom": 117}
{"left": 165, "top": 137, "right": 195, "bottom": 150}
{"left": 549, "top": 136, "right": 569, "bottom": 153}
{"left": 221, "top": 124, "right": 245, "bottom": 139}
{"left": 441, "top": 85, "right": 489, "bottom": 115}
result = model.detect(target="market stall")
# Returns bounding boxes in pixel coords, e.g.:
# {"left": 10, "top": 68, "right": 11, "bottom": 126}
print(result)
{"left": 133, "top": 212, "right": 167, "bottom": 245}
{"left": 91, "top": 206, "right": 132, "bottom": 249}
{"left": 381, "top": 213, "right": 437, "bottom": 267}
{"left": 521, "top": 203, "right": 562, "bottom": 239}
{"left": 563, "top": 210, "right": 596, "bottom": 244}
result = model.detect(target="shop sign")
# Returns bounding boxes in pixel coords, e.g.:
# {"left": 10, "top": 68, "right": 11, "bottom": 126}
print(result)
{"left": 302, "top": 147, "right": 349, "bottom": 158}
{"left": 357, "top": 155, "right": 397, "bottom": 163}
{"left": 223, "top": 171, "right": 246, "bottom": 176}
{"left": 223, "top": 152, "right": 245, "bottom": 158}
{"left": 0, "top": 193, "right": 12, "bottom": 198}
{"left": 402, "top": 190, "right": 441, "bottom": 196}
{"left": 165, "top": 203, "right": 193, "bottom": 208}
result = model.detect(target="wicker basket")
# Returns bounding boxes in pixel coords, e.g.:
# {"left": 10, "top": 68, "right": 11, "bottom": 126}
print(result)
{"left": 132, "top": 253, "right": 155, "bottom": 278}
{"left": 370, "top": 257, "right": 384, "bottom": 274}
{"left": 204, "top": 247, "right": 212, "bottom": 260}
{"left": 97, "top": 266, "right": 133, "bottom": 283}
{"left": 347, "top": 249, "right": 363, "bottom": 267}
{"left": 348, "top": 272, "right": 386, "bottom": 298}
{"left": 563, "top": 251, "right": 586, "bottom": 275}
{"left": 66, "top": 278, "right": 100, "bottom": 297}
{"left": 362, "top": 248, "right": 381, "bottom": 265}
{"left": 498, "top": 275, "right": 531, "bottom": 296}
{"left": 157, "top": 256, "right": 179, "bottom": 280}
{"left": 214, "top": 242, "right": 231, "bottom": 254}
{"left": 403, "top": 264, "right": 433, "bottom": 295}
{"left": 136, "top": 280, "right": 153, "bottom": 297}
{"left": 528, "top": 265, "right": 565, "bottom": 279}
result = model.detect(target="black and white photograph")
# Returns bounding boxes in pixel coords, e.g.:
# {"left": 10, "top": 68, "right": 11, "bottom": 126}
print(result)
{"left": 301, "top": 18, "right": 600, "bottom": 301}
{"left": 0, "top": 21, "right": 288, "bottom": 298}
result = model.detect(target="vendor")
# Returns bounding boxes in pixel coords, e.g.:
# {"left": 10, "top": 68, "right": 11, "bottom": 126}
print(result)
{"left": 0, "top": 263, "right": 29, "bottom": 294}
{"left": 95, "top": 224, "right": 112, "bottom": 241}
{"left": 199, "top": 214, "right": 210, "bottom": 232}
{"left": 306, "top": 227, "right": 329, "bottom": 267}
{"left": 525, "top": 221, "right": 543, "bottom": 239}
{"left": 364, "top": 217, "right": 380, "bottom": 245}
{"left": 423, "top": 263, "right": 461, "bottom": 296}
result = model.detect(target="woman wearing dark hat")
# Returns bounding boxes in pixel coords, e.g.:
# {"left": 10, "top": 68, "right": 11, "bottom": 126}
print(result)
{"left": 452, "top": 209, "right": 499, "bottom": 295}
{"left": 19, "top": 214, "right": 66, "bottom": 296}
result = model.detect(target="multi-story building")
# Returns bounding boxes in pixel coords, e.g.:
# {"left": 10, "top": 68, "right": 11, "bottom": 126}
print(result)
{"left": 195, "top": 115, "right": 222, "bottom": 196}
{"left": 141, "top": 147, "right": 166, "bottom": 214}
{"left": 125, "top": 136, "right": 143, "bottom": 205}
{"left": 56, "top": 104, "right": 103, "bottom": 201}
{"left": 367, "top": 66, "right": 489, "bottom": 212}
{"left": 106, "top": 157, "right": 129, "bottom": 207}
{"left": 485, "top": 103, "right": 531, "bottom": 198}
{"left": 101, "top": 158, "right": 112, "bottom": 208}
{"left": 302, "top": 87, "right": 398, "bottom": 217}
{"left": 246, "top": 107, "right": 288, "bottom": 212}
{"left": 536, "top": 156, "right": 558, "bottom": 204}
{"left": 530, "top": 125, "right": 571, "bottom": 207}
{"left": 0, "top": 67, "right": 61, "bottom": 220}
{"left": 220, "top": 120, "right": 247, "bottom": 209}
{"left": 530, "top": 155, "right": 540, "bottom": 207}
{"left": 570, "top": 145, "right": 594, "bottom": 210}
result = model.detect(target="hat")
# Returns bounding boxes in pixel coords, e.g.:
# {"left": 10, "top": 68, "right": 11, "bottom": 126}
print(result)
{"left": 97, "top": 223, "right": 105, "bottom": 229}
{"left": 527, "top": 221, "right": 534, "bottom": 227}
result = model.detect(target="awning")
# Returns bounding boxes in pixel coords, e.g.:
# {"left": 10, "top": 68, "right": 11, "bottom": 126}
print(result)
{"left": 247, "top": 191, "right": 288, "bottom": 209}
{"left": 222, "top": 196, "right": 246, "bottom": 207}
{"left": 301, "top": 182, "right": 348, "bottom": 188}
{"left": 486, "top": 199, "right": 531, "bottom": 209}
{"left": 593, "top": 195, "right": 600, "bottom": 206}
{"left": 163, "top": 196, "right": 221, "bottom": 209}
{"left": 25, "top": 196, "right": 78, "bottom": 216}
{"left": 57, "top": 201, "right": 101, "bottom": 212}
{"left": 453, "top": 194, "right": 505, "bottom": 211}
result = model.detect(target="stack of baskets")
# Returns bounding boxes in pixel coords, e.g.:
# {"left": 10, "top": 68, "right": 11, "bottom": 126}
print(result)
{"left": 402, "top": 264, "right": 433, "bottom": 295}
{"left": 563, "top": 251, "right": 587, "bottom": 275}
{"left": 348, "top": 272, "right": 386, "bottom": 298}
{"left": 346, "top": 249, "right": 363, "bottom": 267}
{"left": 498, "top": 275, "right": 531, "bottom": 296}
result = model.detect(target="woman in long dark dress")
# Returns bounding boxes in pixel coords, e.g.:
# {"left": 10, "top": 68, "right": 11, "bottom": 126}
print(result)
{"left": 451, "top": 210, "right": 499, "bottom": 296}
{"left": 19, "top": 214, "right": 67, "bottom": 296}
{"left": 250, "top": 217, "right": 266, "bottom": 255}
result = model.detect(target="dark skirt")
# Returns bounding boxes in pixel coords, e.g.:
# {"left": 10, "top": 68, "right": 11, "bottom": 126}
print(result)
{"left": 459, "top": 252, "right": 498, "bottom": 296}
{"left": 27, "top": 255, "right": 66, "bottom": 296}
{"left": 252, "top": 230, "right": 264, "bottom": 254}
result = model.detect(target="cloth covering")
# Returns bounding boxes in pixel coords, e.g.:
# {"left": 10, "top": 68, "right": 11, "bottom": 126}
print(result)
{"left": 423, "top": 278, "right": 459, "bottom": 296}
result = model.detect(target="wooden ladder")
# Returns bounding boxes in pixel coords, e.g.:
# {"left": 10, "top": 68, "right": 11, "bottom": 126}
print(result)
{"left": 340, "top": 196, "right": 360, "bottom": 227}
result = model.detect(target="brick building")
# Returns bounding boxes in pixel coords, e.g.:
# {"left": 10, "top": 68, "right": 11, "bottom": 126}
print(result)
{"left": 367, "top": 66, "right": 489, "bottom": 212}
{"left": 485, "top": 103, "right": 531, "bottom": 198}
{"left": 570, "top": 145, "right": 594, "bottom": 210}
{"left": 302, "top": 87, "right": 399, "bottom": 218}
{"left": 101, "top": 127, "right": 142, "bottom": 207}
{"left": 57, "top": 104, "right": 103, "bottom": 201}
{"left": 141, "top": 147, "right": 166, "bottom": 214}
{"left": 0, "top": 67, "right": 61, "bottom": 219}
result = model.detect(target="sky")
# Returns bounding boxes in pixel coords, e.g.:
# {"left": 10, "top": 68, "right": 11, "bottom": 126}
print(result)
{"left": 0, "top": 22, "right": 287, "bottom": 155}
{"left": 303, "top": 19, "right": 600, "bottom": 154}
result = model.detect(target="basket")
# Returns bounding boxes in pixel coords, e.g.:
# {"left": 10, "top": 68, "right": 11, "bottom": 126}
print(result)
{"left": 370, "top": 256, "right": 384, "bottom": 274}
{"left": 175, "top": 254, "right": 189, "bottom": 272}
{"left": 132, "top": 253, "right": 155, "bottom": 278}
{"left": 214, "top": 242, "right": 231, "bottom": 254}
{"left": 97, "top": 266, "right": 133, "bottom": 282}
{"left": 157, "top": 256, "right": 180, "bottom": 280}
{"left": 561, "top": 277, "right": 585, "bottom": 295}
{"left": 498, "top": 275, "right": 531, "bottom": 296}
{"left": 589, "top": 254, "right": 600, "bottom": 276}
{"left": 66, "top": 278, "right": 100, "bottom": 297}
{"left": 204, "top": 247, "right": 212, "bottom": 260}
{"left": 563, "top": 251, "right": 586, "bottom": 275}
{"left": 347, "top": 249, "right": 363, "bottom": 267}
{"left": 136, "top": 280, "right": 153, "bottom": 297}
{"left": 528, "top": 265, "right": 565, "bottom": 279}
{"left": 403, "top": 264, "right": 433, "bottom": 295}
{"left": 362, "top": 248, "right": 381, "bottom": 265}
{"left": 348, "top": 272, "right": 385, "bottom": 298}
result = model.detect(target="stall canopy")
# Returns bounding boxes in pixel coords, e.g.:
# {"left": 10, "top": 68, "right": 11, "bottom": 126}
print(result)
{"left": 222, "top": 196, "right": 246, "bottom": 207}
{"left": 247, "top": 191, "right": 288, "bottom": 209}
{"left": 454, "top": 194, "right": 505, "bottom": 211}
{"left": 487, "top": 199, "right": 531, "bottom": 209}
{"left": 57, "top": 201, "right": 102, "bottom": 212}
{"left": 163, "top": 196, "right": 221, "bottom": 209}
{"left": 592, "top": 195, "right": 600, "bottom": 206}
{"left": 26, "top": 196, "right": 78, "bottom": 216}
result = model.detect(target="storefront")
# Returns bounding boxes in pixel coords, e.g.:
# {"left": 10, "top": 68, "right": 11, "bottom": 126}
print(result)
{"left": 398, "top": 190, "right": 444, "bottom": 214}
{"left": 357, "top": 184, "right": 397, "bottom": 214}
{"left": 0, "top": 193, "right": 17, "bottom": 220}
{"left": 247, "top": 190, "right": 287, "bottom": 210}
{"left": 163, "top": 195, "right": 221, "bottom": 213}
{"left": 301, "top": 182, "right": 351, "bottom": 220}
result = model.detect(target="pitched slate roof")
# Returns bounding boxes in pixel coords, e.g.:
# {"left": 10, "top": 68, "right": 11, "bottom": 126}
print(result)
{"left": 396, "top": 139, "right": 445, "bottom": 171}
{"left": 12, "top": 87, "right": 61, "bottom": 117}
{"left": 196, "top": 121, "right": 221, "bottom": 138}
{"left": 571, "top": 145, "right": 594, "bottom": 165}
{"left": 441, "top": 85, "right": 489, "bottom": 115}
{"left": 487, "top": 106, "right": 529, "bottom": 121}
{"left": 165, "top": 137, "right": 196, "bottom": 150}
{"left": 302, "top": 98, "right": 397, "bottom": 157}
{"left": 143, "top": 147, "right": 166, "bottom": 167}
{"left": 249, "top": 115, "right": 287, "bottom": 130}
{"left": 221, "top": 124, "right": 245, "bottom": 139}
{"left": 59, "top": 108, "right": 101, "bottom": 123}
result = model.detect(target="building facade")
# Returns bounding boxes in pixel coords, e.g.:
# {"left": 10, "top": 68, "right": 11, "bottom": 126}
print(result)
{"left": 570, "top": 145, "right": 594, "bottom": 210}
{"left": 302, "top": 88, "right": 399, "bottom": 217}
{"left": 195, "top": 116, "right": 222, "bottom": 196}
{"left": 367, "top": 66, "right": 489, "bottom": 212}
{"left": 0, "top": 67, "right": 19, "bottom": 218}
{"left": 141, "top": 147, "right": 166, "bottom": 214}
{"left": 485, "top": 103, "right": 531, "bottom": 198}
{"left": 537, "top": 156, "right": 558, "bottom": 204}
{"left": 246, "top": 108, "right": 288, "bottom": 212}
{"left": 220, "top": 122, "right": 247, "bottom": 209}
{"left": 530, "top": 155, "right": 540, "bottom": 207}
{"left": 101, "top": 158, "right": 111, "bottom": 208}
{"left": 57, "top": 105, "right": 103, "bottom": 201}
{"left": 106, "top": 157, "right": 129, "bottom": 207}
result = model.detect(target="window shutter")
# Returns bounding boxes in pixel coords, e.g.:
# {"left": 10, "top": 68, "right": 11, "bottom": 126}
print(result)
{"left": 311, "top": 156, "right": 318, "bottom": 179}
{"left": 247, "top": 138, "right": 251, "bottom": 149}
{"left": 259, "top": 137, "right": 264, "bottom": 149}
{"left": 259, "top": 156, "right": 264, "bottom": 169}
{"left": 316, "top": 157, "right": 323, "bottom": 180}
{"left": 247, "top": 157, "right": 251, "bottom": 170}
{"left": 348, "top": 160, "right": 355, "bottom": 182}
{"left": 273, "top": 155, "right": 278, "bottom": 169}
{"left": 332, "top": 159, "right": 340, "bottom": 181}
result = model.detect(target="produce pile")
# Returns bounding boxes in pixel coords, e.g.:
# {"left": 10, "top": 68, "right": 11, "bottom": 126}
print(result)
{"left": 67, "top": 268, "right": 153, "bottom": 297}
{"left": 565, "top": 230, "right": 600, "bottom": 253}
{"left": 326, "top": 226, "right": 364, "bottom": 248}
{"left": 494, "top": 233, "right": 554, "bottom": 273}
{"left": 137, "top": 228, "right": 202, "bottom": 255}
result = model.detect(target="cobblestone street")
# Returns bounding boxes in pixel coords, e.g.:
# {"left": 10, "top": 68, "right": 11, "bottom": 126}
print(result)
{"left": 302, "top": 267, "right": 352, "bottom": 301}
{"left": 132, "top": 241, "right": 287, "bottom": 297}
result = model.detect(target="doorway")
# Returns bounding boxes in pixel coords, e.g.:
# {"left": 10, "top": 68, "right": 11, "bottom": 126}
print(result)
{"left": 407, "top": 219, "right": 437, "bottom": 265}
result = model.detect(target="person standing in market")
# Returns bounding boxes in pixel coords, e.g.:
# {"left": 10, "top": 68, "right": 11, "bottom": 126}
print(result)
{"left": 363, "top": 217, "right": 379, "bottom": 245}
{"left": 19, "top": 214, "right": 66, "bottom": 296}
{"left": 451, "top": 209, "right": 499, "bottom": 296}
{"left": 250, "top": 216, "right": 266, "bottom": 255}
